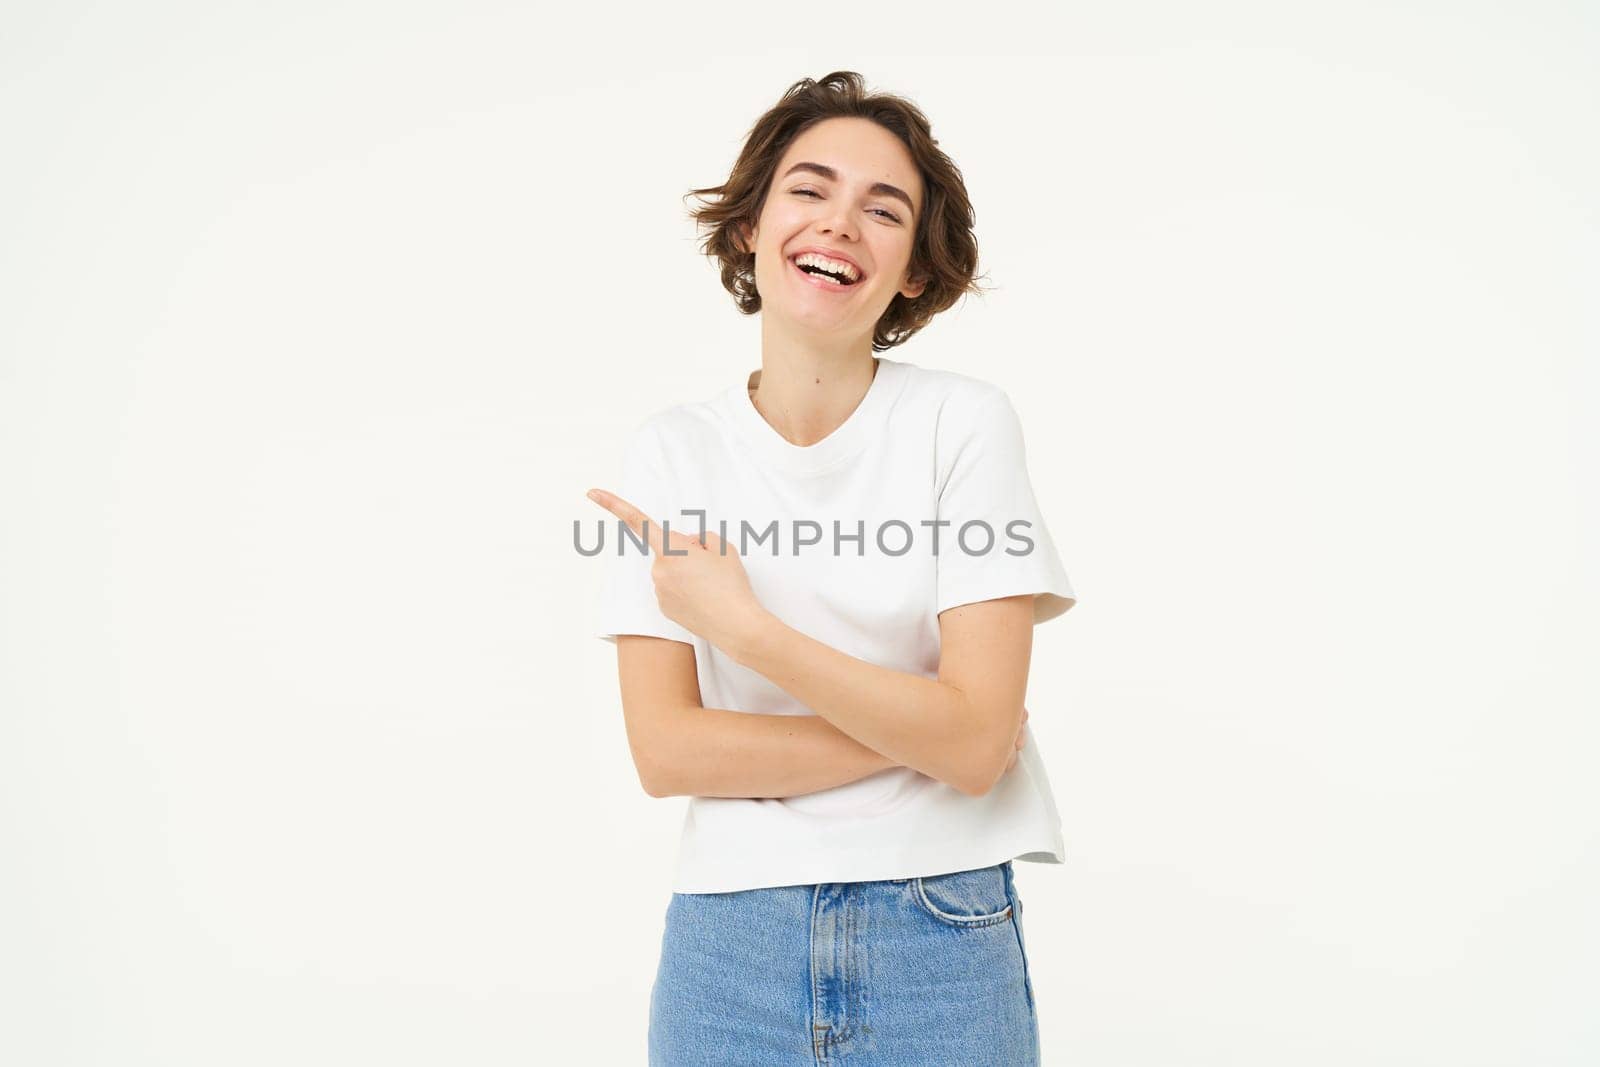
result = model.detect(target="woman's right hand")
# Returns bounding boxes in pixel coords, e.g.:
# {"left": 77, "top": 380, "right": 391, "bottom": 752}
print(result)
{"left": 1003, "top": 706, "right": 1029, "bottom": 775}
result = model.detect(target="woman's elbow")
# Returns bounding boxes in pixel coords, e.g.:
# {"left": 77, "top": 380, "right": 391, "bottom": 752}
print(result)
{"left": 626, "top": 735, "right": 678, "bottom": 798}
{"left": 635, "top": 754, "right": 680, "bottom": 798}
{"left": 957, "top": 764, "right": 999, "bottom": 799}
{"left": 956, "top": 734, "right": 1014, "bottom": 798}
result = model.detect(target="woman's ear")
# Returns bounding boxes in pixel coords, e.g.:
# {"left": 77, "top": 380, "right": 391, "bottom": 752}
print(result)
{"left": 900, "top": 272, "right": 928, "bottom": 301}
{"left": 735, "top": 221, "right": 756, "bottom": 256}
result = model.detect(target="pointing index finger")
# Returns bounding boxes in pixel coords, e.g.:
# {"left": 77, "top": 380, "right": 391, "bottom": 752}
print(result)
{"left": 587, "top": 488, "right": 666, "bottom": 556}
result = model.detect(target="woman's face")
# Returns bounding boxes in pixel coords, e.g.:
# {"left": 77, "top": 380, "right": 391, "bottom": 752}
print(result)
{"left": 741, "top": 116, "right": 928, "bottom": 338}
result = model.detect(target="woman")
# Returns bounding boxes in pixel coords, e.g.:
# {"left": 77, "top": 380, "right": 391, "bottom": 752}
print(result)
{"left": 589, "top": 71, "right": 1078, "bottom": 1065}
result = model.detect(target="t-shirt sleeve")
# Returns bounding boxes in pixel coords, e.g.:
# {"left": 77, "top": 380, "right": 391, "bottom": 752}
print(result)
{"left": 934, "top": 390, "right": 1078, "bottom": 624}
{"left": 594, "top": 421, "right": 697, "bottom": 646}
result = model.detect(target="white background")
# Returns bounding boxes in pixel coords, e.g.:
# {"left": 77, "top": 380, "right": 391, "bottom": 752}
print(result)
{"left": 3, "top": 2, "right": 1595, "bottom": 1064}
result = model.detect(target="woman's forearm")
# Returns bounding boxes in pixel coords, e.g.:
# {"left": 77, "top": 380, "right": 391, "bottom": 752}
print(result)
{"left": 649, "top": 705, "right": 899, "bottom": 799}
{"left": 721, "top": 610, "right": 993, "bottom": 796}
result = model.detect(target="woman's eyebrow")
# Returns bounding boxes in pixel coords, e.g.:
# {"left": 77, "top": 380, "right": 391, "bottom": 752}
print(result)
{"left": 780, "top": 161, "right": 915, "bottom": 218}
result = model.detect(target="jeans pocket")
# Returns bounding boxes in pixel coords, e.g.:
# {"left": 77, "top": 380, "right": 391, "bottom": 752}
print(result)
{"left": 911, "top": 863, "right": 1014, "bottom": 928}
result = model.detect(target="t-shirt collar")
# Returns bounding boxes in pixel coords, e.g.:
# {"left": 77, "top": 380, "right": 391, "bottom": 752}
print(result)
{"left": 724, "top": 356, "right": 908, "bottom": 476}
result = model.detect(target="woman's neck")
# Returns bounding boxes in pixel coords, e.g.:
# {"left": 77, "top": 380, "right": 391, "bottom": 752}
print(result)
{"left": 747, "top": 346, "right": 879, "bottom": 448}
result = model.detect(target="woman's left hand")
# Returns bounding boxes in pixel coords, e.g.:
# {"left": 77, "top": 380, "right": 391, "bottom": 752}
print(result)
{"left": 587, "top": 488, "right": 767, "bottom": 648}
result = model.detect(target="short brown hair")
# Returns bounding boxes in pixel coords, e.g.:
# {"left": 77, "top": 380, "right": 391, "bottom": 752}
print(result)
{"left": 683, "top": 71, "right": 990, "bottom": 352}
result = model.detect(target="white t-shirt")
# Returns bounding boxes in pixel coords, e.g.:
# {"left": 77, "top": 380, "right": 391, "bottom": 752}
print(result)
{"left": 594, "top": 355, "right": 1078, "bottom": 893}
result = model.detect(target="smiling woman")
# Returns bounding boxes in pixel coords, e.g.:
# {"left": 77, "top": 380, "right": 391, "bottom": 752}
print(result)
{"left": 591, "top": 71, "right": 1079, "bottom": 1066}
{"left": 682, "top": 71, "right": 990, "bottom": 350}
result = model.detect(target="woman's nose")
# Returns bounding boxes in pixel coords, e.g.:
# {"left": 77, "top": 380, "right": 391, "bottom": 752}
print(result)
{"left": 819, "top": 215, "right": 855, "bottom": 242}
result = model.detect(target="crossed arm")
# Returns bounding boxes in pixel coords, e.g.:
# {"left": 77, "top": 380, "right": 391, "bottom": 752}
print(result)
{"left": 616, "top": 592, "right": 1036, "bottom": 800}
{"left": 591, "top": 485, "right": 1037, "bottom": 801}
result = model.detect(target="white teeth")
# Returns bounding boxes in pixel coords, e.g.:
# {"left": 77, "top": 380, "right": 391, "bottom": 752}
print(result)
{"left": 792, "top": 252, "right": 860, "bottom": 283}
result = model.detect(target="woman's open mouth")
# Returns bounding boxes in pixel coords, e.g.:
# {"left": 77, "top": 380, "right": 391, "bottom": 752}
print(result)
{"left": 789, "top": 253, "right": 863, "bottom": 292}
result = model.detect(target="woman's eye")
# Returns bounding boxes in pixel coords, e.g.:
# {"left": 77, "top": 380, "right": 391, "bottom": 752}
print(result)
{"left": 792, "top": 189, "right": 901, "bottom": 224}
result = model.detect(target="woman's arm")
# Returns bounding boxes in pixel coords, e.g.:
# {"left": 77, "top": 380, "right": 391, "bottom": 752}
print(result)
{"left": 722, "top": 594, "right": 1036, "bottom": 798}
{"left": 591, "top": 489, "right": 1035, "bottom": 799}
{"left": 616, "top": 636, "right": 896, "bottom": 798}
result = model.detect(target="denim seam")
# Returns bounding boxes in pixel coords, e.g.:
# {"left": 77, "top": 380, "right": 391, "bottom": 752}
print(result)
{"left": 1003, "top": 864, "right": 1038, "bottom": 1016}
{"left": 810, "top": 883, "right": 827, "bottom": 1065}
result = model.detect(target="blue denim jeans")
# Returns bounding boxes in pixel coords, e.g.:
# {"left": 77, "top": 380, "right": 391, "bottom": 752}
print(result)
{"left": 648, "top": 860, "right": 1039, "bottom": 1065}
